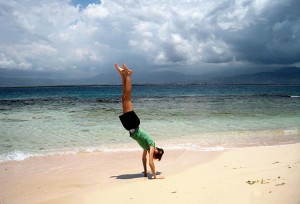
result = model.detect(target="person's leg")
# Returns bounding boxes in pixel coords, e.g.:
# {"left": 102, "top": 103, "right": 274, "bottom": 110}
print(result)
{"left": 122, "top": 64, "right": 133, "bottom": 113}
{"left": 115, "top": 64, "right": 133, "bottom": 113}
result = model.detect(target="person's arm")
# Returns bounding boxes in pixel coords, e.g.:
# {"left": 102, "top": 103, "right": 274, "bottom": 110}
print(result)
{"left": 148, "top": 146, "right": 157, "bottom": 178}
{"left": 142, "top": 150, "right": 147, "bottom": 177}
{"left": 149, "top": 146, "right": 164, "bottom": 179}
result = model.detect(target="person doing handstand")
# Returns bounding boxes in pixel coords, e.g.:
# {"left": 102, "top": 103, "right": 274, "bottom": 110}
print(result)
{"left": 115, "top": 63, "right": 164, "bottom": 179}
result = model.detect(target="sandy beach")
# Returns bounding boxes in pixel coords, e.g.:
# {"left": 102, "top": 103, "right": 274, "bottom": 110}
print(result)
{"left": 1, "top": 143, "right": 300, "bottom": 204}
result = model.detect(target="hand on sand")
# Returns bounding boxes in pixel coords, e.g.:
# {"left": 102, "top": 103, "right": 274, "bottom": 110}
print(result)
{"left": 152, "top": 175, "right": 165, "bottom": 179}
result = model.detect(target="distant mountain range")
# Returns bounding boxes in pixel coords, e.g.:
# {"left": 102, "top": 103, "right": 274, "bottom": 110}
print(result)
{"left": 0, "top": 67, "right": 299, "bottom": 87}
{"left": 195, "top": 67, "right": 300, "bottom": 85}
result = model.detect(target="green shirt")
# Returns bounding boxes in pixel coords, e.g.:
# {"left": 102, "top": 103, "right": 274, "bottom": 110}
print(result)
{"left": 131, "top": 128, "right": 155, "bottom": 150}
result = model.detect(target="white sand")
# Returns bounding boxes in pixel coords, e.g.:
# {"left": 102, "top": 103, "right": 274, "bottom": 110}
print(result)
{"left": 1, "top": 143, "right": 300, "bottom": 204}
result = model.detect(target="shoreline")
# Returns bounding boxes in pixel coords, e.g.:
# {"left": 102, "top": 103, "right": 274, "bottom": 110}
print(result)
{"left": 1, "top": 84, "right": 300, "bottom": 89}
{"left": 1, "top": 143, "right": 300, "bottom": 204}
{"left": 1, "top": 127, "right": 299, "bottom": 164}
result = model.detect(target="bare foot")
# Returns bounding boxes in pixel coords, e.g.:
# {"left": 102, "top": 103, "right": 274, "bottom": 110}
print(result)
{"left": 115, "top": 64, "right": 126, "bottom": 76}
{"left": 115, "top": 64, "right": 123, "bottom": 72}
{"left": 122, "top": 63, "right": 132, "bottom": 75}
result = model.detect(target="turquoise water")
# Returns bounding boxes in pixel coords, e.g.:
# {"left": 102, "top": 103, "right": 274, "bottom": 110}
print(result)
{"left": 0, "top": 85, "right": 300, "bottom": 162}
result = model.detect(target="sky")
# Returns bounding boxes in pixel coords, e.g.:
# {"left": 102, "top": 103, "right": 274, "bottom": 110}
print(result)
{"left": 0, "top": 0, "right": 299, "bottom": 80}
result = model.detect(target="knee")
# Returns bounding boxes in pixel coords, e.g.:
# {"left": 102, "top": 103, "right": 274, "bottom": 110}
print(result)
{"left": 122, "top": 95, "right": 127, "bottom": 102}
{"left": 122, "top": 92, "right": 131, "bottom": 101}
{"left": 122, "top": 96, "right": 131, "bottom": 103}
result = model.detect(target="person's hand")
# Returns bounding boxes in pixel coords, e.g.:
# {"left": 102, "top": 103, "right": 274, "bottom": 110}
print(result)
{"left": 151, "top": 175, "right": 165, "bottom": 179}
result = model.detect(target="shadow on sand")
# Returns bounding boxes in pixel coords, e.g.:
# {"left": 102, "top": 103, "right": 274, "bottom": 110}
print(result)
{"left": 110, "top": 172, "right": 162, "bottom": 180}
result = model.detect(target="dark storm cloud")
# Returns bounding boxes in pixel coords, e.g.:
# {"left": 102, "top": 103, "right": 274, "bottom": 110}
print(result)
{"left": 0, "top": 0, "right": 299, "bottom": 79}
{"left": 220, "top": 0, "right": 300, "bottom": 65}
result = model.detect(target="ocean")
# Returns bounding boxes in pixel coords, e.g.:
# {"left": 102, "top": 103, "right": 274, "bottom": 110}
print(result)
{"left": 0, "top": 85, "right": 299, "bottom": 163}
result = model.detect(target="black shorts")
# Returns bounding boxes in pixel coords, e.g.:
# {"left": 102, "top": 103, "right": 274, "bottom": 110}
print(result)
{"left": 119, "top": 111, "right": 140, "bottom": 130}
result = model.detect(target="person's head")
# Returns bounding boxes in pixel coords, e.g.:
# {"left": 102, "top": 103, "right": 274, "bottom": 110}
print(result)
{"left": 154, "top": 147, "right": 164, "bottom": 161}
